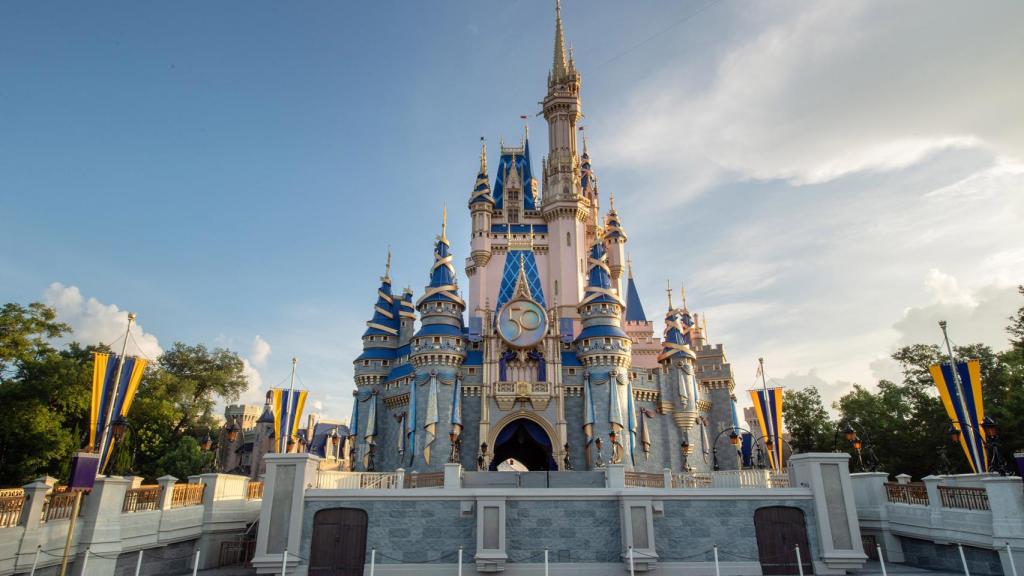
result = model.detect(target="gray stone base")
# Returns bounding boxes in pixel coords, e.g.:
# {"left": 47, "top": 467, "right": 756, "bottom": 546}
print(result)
{"left": 359, "top": 561, "right": 763, "bottom": 576}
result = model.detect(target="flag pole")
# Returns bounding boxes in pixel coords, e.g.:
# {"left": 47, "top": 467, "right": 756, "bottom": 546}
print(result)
{"left": 939, "top": 321, "right": 983, "bottom": 472}
{"left": 96, "top": 312, "right": 136, "bottom": 473}
{"left": 758, "top": 357, "right": 777, "bottom": 471}
{"left": 281, "top": 357, "right": 297, "bottom": 453}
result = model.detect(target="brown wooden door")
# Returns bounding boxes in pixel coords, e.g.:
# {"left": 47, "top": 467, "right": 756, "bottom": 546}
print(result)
{"left": 754, "top": 506, "right": 814, "bottom": 575}
{"left": 309, "top": 508, "right": 368, "bottom": 576}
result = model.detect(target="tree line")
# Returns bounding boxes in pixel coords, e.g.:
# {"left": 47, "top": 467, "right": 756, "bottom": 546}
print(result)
{"left": 0, "top": 302, "right": 248, "bottom": 486}
{"left": 784, "top": 286, "right": 1024, "bottom": 479}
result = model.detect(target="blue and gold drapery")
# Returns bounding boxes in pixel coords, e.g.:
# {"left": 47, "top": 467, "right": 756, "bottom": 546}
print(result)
{"left": 423, "top": 372, "right": 439, "bottom": 464}
{"left": 930, "top": 360, "right": 988, "bottom": 473}
{"left": 451, "top": 376, "right": 463, "bottom": 438}
{"left": 749, "top": 387, "right": 784, "bottom": 471}
{"left": 90, "top": 352, "right": 148, "bottom": 469}
{"left": 271, "top": 388, "right": 308, "bottom": 452}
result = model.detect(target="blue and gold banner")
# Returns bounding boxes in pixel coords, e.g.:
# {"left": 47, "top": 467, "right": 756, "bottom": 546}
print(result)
{"left": 271, "top": 388, "right": 308, "bottom": 452}
{"left": 91, "top": 352, "right": 148, "bottom": 468}
{"left": 930, "top": 360, "right": 987, "bottom": 473}
{"left": 749, "top": 387, "right": 784, "bottom": 471}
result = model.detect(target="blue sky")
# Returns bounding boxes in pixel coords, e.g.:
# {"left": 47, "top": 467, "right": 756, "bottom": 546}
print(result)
{"left": 2, "top": 1, "right": 1022, "bottom": 420}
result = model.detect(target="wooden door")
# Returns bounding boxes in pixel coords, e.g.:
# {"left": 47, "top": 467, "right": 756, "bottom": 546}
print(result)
{"left": 309, "top": 508, "right": 368, "bottom": 576}
{"left": 754, "top": 506, "right": 814, "bottom": 575}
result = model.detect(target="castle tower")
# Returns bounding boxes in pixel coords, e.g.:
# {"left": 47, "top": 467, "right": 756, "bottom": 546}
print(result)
{"left": 398, "top": 287, "right": 416, "bottom": 347}
{"left": 250, "top": 395, "right": 276, "bottom": 479}
{"left": 467, "top": 141, "right": 495, "bottom": 316}
{"left": 542, "top": 0, "right": 589, "bottom": 322}
{"left": 602, "top": 194, "right": 628, "bottom": 299}
{"left": 353, "top": 253, "right": 400, "bottom": 389}
{"left": 409, "top": 209, "right": 468, "bottom": 470}
{"left": 658, "top": 289, "right": 700, "bottom": 442}
{"left": 576, "top": 240, "right": 634, "bottom": 468}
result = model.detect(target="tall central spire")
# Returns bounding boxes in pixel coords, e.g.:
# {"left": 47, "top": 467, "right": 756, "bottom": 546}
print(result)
{"left": 552, "top": 0, "right": 569, "bottom": 82}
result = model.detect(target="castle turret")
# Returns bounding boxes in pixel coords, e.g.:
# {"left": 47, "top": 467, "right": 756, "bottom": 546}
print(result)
{"left": 250, "top": 395, "right": 276, "bottom": 479}
{"left": 398, "top": 287, "right": 416, "bottom": 347}
{"left": 602, "top": 194, "right": 627, "bottom": 299}
{"left": 467, "top": 141, "right": 495, "bottom": 315}
{"left": 354, "top": 253, "right": 400, "bottom": 389}
{"left": 658, "top": 286, "right": 699, "bottom": 435}
{"left": 576, "top": 240, "right": 633, "bottom": 468}
{"left": 542, "top": 0, "right": 588, "bottom": 321}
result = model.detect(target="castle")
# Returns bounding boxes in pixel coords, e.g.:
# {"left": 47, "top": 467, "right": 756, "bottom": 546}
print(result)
{"left": 346, "top": 1, "right": 740, "bottom": 475}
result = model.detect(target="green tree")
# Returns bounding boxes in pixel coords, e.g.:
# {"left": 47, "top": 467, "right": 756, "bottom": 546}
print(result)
{"left": 0, "top": 302, "right": 70, "bottom": 382}
{"left": 783, "top": 388, "right": 835, "bottom": 453}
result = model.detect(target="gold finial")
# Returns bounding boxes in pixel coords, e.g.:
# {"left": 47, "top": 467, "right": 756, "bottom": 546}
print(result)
{"left": 681, "top": 287, "right": 687, "bottom": 309}
{"left": 382, "top": 246, "right": 392, "bottom": 282}
{"left": 666, "top": 280, "right": 674, "bottom": 310}
{"left": 480, "top": 137, "right": 487, "bottom": 174}
{"left": 609, "top": 192, "right": 615, "bottom": 211}
{"left": 627, "top": 255, "right": 633, "bottom": 279}
{"left": 441, "top": 203, "right": 448, "bottom": 243}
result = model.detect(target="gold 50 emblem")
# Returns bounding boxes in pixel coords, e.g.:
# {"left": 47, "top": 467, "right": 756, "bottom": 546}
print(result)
{"left": 497, "top": 298, "right": 547, "bottom": 348}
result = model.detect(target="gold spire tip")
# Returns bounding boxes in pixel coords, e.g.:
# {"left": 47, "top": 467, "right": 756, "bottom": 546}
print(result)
{"left": 441, "top": 203, "right": 448, "bottom": 242}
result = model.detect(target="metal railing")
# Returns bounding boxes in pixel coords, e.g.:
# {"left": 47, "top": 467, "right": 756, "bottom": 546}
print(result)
{"left": 885, "top": 482, "right": 930, "bottom": 505}
{"left": 938, "top": 485, "right": 989, "bottom": 511}
{"left": 0, "top": 488, "right": 25, "bottom": 498}
{"left": 246, "top": 481, "right": 264, "bottom": 500}
{"left": 769, "top": 471, "right": 791, "bottom": 488}
{"left": 671, "top": 472, "right": 713, "bottom": 488}
{"left": 624, "top": 472, "right": 665, "bottom": 488}
{"left": 170, "top": 483, "right": 205, "bottom": 508}
{"left": 41, "top": 492, "right": 78, "bottom": 523}
{"left": 123, "top": 485, "right": 162, "bottom": 513}
{"left": 316, "top": 471, "right": 401, "bottom": 490}
{"left": 404, "top": 472, "right": 445, "bottom": 489}
{"left": 0, "top": 495, "right": 25, "bottom": 528}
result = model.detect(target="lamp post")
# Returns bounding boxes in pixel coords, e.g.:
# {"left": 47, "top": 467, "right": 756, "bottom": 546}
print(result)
{"left": 594, "top": 437, "right": 606, "bottom": 468}
{"left": 477, "top": 442, "right": 488, "bottom": 471}
{"left": 680, "top": 440, "right": 690, "bottom": 472}
{"left": 448, "top": 429, "right": 461, "bottom": 464}
{"left": 946, "top": 417, "right": 1010, "bottom": 475}
{"left": 833, "top": 420, "right": 880, "bottom": 472}
{"left": 711, "top": 427, "right": 742, "bottom": 471}
{"left": 329, "top": 427, "right": 341, "bottom": 460}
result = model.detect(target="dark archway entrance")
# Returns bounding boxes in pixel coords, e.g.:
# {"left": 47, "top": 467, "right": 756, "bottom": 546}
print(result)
{"left": 309, "top": 508, "right": 368, "bottom": 576}
{"left": 754, "top": 506, "right": 814, "bottom": 575}
{"left": 489, "top": 419, "right": 557, "bottom": 471}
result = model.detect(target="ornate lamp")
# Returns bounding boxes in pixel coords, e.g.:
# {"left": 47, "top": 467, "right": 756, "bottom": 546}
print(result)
{"left": 225, "top": 417, "right": 240, "bottom": 443}
{"left": 110, "top": 415, "right": 129, "bottom": 442}
{"left": 843, "top": 423, "right": 856, "bottom": 443}
{"left": 982, "top": 417, "right": 999, "bottom": 440}
{"left": 947, "top": 424, "right": 961, "bottom": 445}
{"left": 729, "top": 430, "right": 740, "bottom": 446}
{"left": 201, "top": 432, "right": 213, "bottom": 452}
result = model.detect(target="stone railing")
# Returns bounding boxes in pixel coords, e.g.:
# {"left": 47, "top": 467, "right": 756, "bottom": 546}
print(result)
{"left": 316, "top": 471, "right": 401, "bottom": 490}
{"left": 123, "top": 485, "right": 162, "bottom": 512}
{"left": 938, "top": 485, "right": 989, "bottom": 511}
{"left": 0, "top": 488, "right": 24, "bottom": 498}
{"left": 246, "top": 480, "right": 264, "bottom": 500}
{"left": 0, "top": 473, "right": 261, "bottom": 576}
{"left": 41, "top": 491, "right": 79, "bottom": 523}
{"left": 671, "top": 472, "right": 713, "bottom": 488}
{"left": 0, "top": 494, "right": 25, "bottom": 528}
{"left": 170, "top": 482, "right": 205, "bottom": 508}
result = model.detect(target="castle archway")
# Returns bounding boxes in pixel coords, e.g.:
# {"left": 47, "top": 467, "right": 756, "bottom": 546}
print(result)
{"left": 489, "top": 417, "right": 558, "bottom": 471}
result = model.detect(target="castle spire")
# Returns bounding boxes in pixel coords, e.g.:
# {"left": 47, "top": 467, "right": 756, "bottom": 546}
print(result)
{"left": 441, "top": 203, "right": 448, "bottom": 244}
{"left": 552, "top": 0, "right": 569, "bottom": 82}
{"left": 666, "top": 280, "right": 674, "bottom": 310}
{"left": 382, "top": 247, "right": 392, "bottom": 283}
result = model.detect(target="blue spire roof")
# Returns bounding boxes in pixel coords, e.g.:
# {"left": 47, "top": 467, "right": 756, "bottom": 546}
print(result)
{"left": 625, "top": 273, "right": 647, "bottom": 322}
{"left": 580, "top": 242, "right": 622, "bottom": 306}
{"left": 660, "top": 308, "right": 695, "bottom": 361}
{"left": 469, "top": 143, "right": 494, "bottom": 206}
{"left": 362, "top": 278, "right": 400, "bottom": 338}
{"left": 417, "top": 220, "right": 465, "bottom": 308}
{"left": 492, "top": 139, "right": 537, "bottom": 211}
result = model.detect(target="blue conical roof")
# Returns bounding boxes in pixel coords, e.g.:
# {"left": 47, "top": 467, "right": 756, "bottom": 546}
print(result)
{"left": 362, "top": 278, "right": 400, "bottom": 338}
{"left": 417, "top": 230, "right": 465, "bottom": 308}
{"left": 625, "top": 275, "right": 647, "bottom": 322}
{"left": 580, "top": 242, "right": 621, "bottom": 306}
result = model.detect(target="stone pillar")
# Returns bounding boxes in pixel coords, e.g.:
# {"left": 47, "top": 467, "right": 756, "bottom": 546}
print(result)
{"left": 619, "top": 498, "right": 657, "bottom": 571}
{"left": 606, "top": 464, "right": 625, "bottom": 488}
{"left": 850, "top": 472, "right": 904, "bottom": 563}
{"left": 395, "top": 468, "right": 406, "bottom": 489}
{"left": 73, "top": 476, "right": 130, "bottom": 576}
{"left": 983, "top": 476, "right": 1024, "bottom": 575}
{"left": 196, "top": 473, "right": 251, "bottom": 569}
{"left": 895, "top": 473, "right": 911, "bottom": 485}
{"left": 474, "top": 497, "right": 507, "bottom": 572}
{"left": 157, "top": 475, "right": 178, "bottom": 511}
{"left": 921, "top": 475, "right": 944, "bottom": 538}
{"left": 18, "top": 481, "right": 50, "bottom": 529}
{"left": 444, "top": 463, "right": 463, "bottom": 489}
{"left": 662, "top": 468, "right": 672, "bottom": 489}
{"left": 789, "top": 453, "right": 868, "bottom": 574}
{"left": 252, "top": 453, "right": 321, "bottom": 576}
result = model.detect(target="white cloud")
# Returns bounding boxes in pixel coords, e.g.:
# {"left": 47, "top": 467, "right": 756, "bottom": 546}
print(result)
{"left": 601, "top": 0, "right": 1024, "bottom": 191}
{"left": 43, "top": 282, "right": 163, "bottom": 359}
{"left": 250, "top": 334, "right": 271, "bottom": 367}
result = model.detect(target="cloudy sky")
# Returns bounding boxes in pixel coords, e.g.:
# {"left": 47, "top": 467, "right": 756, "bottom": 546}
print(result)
{"left": 2, "top": 1, "right": 1021, "bottom": 421}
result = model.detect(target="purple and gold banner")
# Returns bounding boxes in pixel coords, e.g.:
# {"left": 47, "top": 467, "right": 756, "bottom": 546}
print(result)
{"left": 930, "top": 360, "right": 987, "bottom": 473}
{"left": 749, "top": 387, "right": 784, "bottom": 471}
{"left": 271, "top": 388, "right": 308, "bottom": 452}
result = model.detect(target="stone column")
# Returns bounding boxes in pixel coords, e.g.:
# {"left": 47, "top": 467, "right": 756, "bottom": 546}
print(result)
{"left": 850, "top": 471, "right": 904, "bottom": 563}
{"left": 444, "top": 463, "right": 463, "bottom": 489}
{"left": 606, "top": 464, "right": 625, "bottom": 488}
{"left": 196, "top": 473, "right": 251, "bottom": 569}
{"left": 983, "top": 476, "right": 1024, "bottom": 575}
{"left": 921, "top": 475, "right": 944, "bottom": 538}
{"left": 895, "top": 473, "right": 911, "bottom": 485}
{"left": 157, "top": 475, "right": 178, "bottom": 511}
{"left": 252, "top": 453, "right": 321, "bottom": 576}
{"left": 18, "top": 481, "right": 50, "bottom": 529}
{"left": 73, "top": 476, "right": 130, "bottom": 576}
{"left": 789, "top": 453, "right": 868, "bottom": 574}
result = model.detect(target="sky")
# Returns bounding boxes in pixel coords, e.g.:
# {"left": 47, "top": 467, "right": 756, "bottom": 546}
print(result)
{"left": 2, "top": 1, "right": 1022, "bottom": 422}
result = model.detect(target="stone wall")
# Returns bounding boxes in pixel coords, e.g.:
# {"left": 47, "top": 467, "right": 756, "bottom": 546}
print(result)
{"left": 900, "top": 537, "right": 1002, "bottom": 576}
{"left": 112, "top": 540, "right": 197, "bottom": 576}
{"left": 505, "top": 500, "right": 620, "bottom": 563}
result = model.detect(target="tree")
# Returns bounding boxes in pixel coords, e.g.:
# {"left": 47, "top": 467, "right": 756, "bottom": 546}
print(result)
{"left": 0, "top": 302, "right": 70, "bottom": 383}
{"left": 783, "top": 388, "right": 835, "bottom": 453}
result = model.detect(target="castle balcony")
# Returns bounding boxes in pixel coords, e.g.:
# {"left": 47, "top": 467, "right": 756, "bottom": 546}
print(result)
{"left": 493, "top": 380, "right": 552, "bottom": 411}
